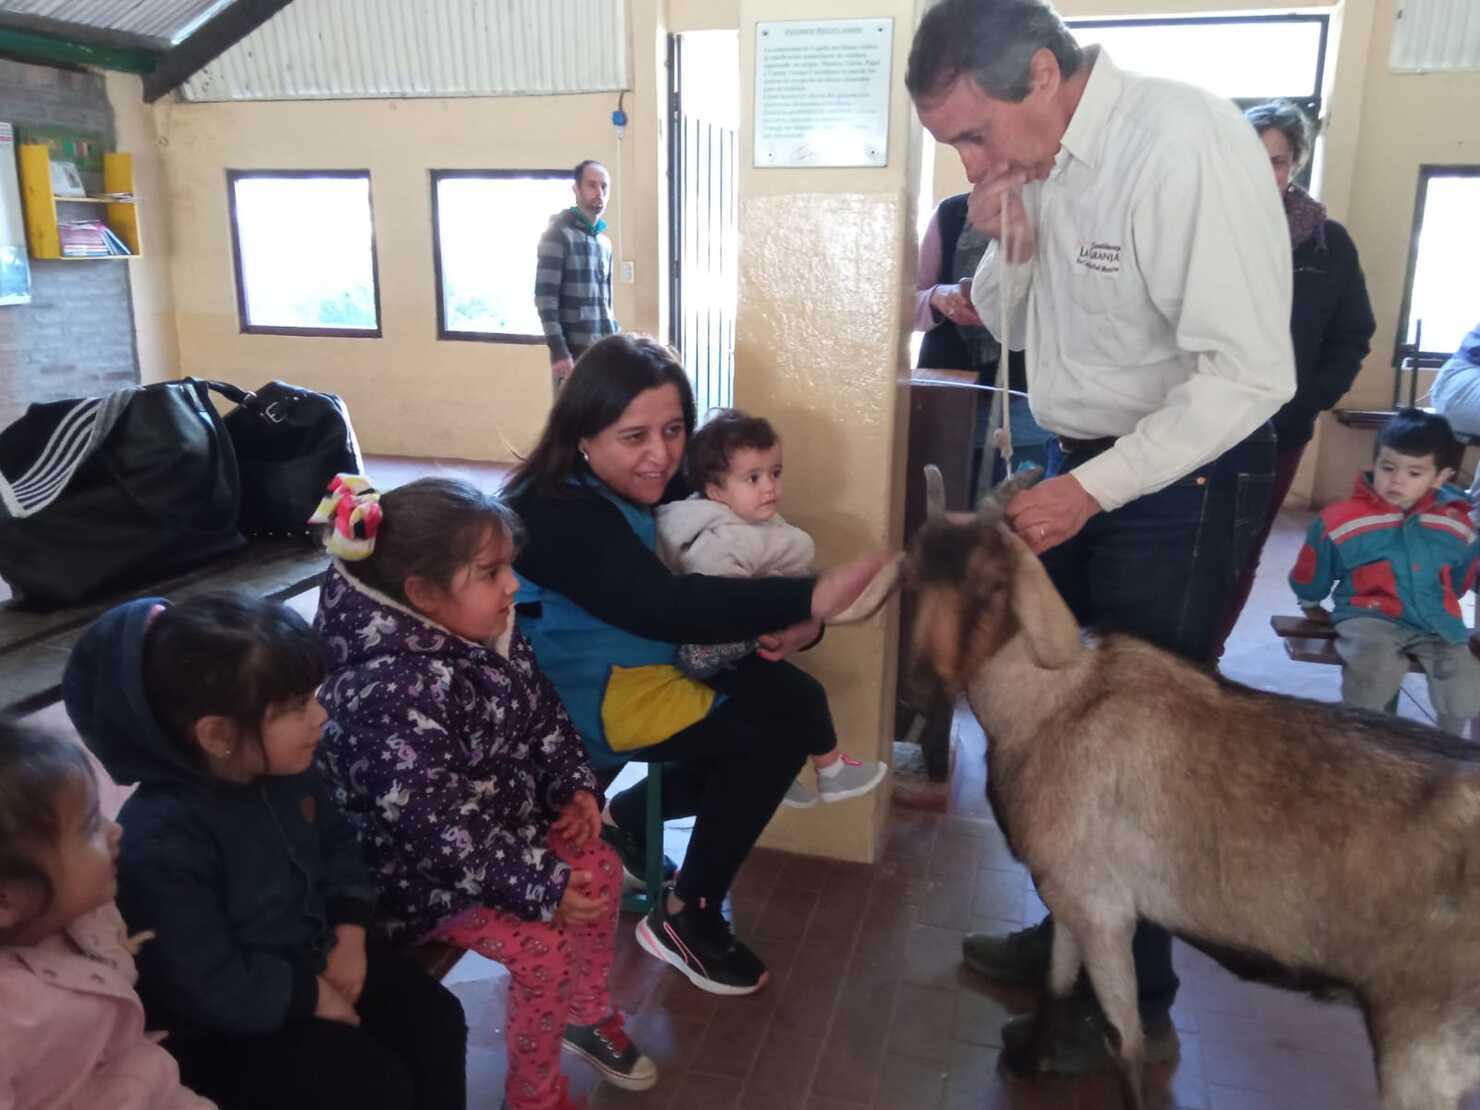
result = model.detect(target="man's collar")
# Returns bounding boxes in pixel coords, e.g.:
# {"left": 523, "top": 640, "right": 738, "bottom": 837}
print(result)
{"left": 1057, "top": 46, "right": 1122, "bottom": 172}
{"left": 569, "top": 207, "right": 608, "bottom": 234}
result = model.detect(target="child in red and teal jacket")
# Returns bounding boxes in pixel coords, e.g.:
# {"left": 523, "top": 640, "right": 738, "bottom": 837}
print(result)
{"left": 1290, "top": 409, "right": 1480, "bottom": 733}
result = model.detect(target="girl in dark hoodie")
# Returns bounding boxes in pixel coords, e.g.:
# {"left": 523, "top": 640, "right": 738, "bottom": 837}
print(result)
{"left": 61, "top": 593, "right": 467, "bottom": 1110}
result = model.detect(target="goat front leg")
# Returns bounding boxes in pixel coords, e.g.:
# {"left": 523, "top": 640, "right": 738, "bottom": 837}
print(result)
{"left": 1076, "top": 917, "right": 1146, "bottom": 1110}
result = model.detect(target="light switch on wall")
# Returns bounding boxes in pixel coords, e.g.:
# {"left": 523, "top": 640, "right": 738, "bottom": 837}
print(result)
{"left": 621, "top": 260, "right": 635, "bottom": 284}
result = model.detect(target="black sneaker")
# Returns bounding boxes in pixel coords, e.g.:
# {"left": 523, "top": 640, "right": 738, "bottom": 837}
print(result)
{"left": 635, "top": 900, "right": 768, "bottom": 996}
{"left": 561, "top": 1011, "right": 658, "bottom": 1091}
{"left": 601, "top": 821, "right": 678, "bottom": 892}
{"left": 1000, "top": 998, "right": 1179, "bottom": 1078}
{"left": 961, "top": 917, "right": 1052, "bottom": 987}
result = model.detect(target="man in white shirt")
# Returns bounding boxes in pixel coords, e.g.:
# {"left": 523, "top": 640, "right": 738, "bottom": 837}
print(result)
{"left": 908, "top": 0, "right": 1295, "bottom": 1080}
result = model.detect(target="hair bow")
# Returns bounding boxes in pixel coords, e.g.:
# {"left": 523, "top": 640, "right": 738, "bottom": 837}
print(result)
{"left": 308, "top": 473, "right": 382, "bottom": 561}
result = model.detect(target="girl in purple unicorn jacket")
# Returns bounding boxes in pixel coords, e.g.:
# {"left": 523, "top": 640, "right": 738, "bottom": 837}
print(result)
{"left": 312, "top": 476, "right": 655, "bottom": 1110}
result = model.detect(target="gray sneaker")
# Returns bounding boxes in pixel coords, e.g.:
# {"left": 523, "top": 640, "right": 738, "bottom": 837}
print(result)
{"left": 816, "top": 755, "right": 888, "bottom": 803}
{"left": 961, "top": 917, "right": 1052, "bottom": 987}
{"left": 781, "top": 779, "right": 818, "bottom": 808}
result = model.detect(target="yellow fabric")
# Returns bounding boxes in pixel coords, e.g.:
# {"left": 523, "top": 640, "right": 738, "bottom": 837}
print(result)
{"left": 601, "top": 664, "right": 716, "bottom": 752}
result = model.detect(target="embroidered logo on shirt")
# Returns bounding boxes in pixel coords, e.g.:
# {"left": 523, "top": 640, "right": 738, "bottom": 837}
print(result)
{"left": 1075, "top": 241, "right": 1122, "bottom": 274}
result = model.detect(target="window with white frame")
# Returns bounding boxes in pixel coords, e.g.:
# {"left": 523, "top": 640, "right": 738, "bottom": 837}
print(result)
{"left": 1067, "top": 14, "right": 1329, "bottom": 190}
{"left": 1070, "top": 15, "right": 1327, "bottom": 108}
{"left": 431, "top": 170, "right": 577, "bottom": 342}
{"left": 1395, "top": 166, "right": 1480, "bottom": 363}
{"left": 227, "top": 171, "right": 381, "bottom": 336}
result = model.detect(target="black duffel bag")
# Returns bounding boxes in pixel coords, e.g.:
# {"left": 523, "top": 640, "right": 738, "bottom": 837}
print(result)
{"left": 0, "top": 379, "right": 245, "bottom": 608}
{"left": 211, "top": 380, "right": 364, "bottom": 537}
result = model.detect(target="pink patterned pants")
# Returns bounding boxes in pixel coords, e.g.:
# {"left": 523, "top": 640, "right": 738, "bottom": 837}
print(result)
{"left": 432, "top": 834, "right": 622, "bottom": 1110}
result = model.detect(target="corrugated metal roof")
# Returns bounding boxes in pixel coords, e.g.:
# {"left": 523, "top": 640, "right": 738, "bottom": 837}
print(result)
{"left": 1390, "top": 0, "right": 1480, "bottom": 72}
{"left": 0, "top": 0, "right": 232, "bottom": 47}
{"left": 180, "top": 0, "right": 627, "bottom": 101}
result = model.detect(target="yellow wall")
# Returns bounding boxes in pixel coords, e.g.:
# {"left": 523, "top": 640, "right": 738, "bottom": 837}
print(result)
{"left": 1312, "top": 0, "right": 1480, "bottom": 502}
{"left": 147, "top": 0, "right": 667, "bottom": 461}
{"left": 736, "top": 0, "right": 918, "bottom": 862}
{"left": 121, "top": 0, "right": 1480, "bottom": 491}
{"left": 105, "top": 72, "right": 181, "bottom": 382}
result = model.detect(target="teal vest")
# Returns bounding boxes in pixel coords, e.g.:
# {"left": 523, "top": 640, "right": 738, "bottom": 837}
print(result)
{"left": 516, "top": 483, "right": 687, "bottom": 769}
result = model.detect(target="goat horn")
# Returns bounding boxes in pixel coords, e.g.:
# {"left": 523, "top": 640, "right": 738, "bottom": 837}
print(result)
{"left": 924, "top": 465, "right": 946, "bottom": 519}
{"left": 976, "top": 465, "right": 1046, "bottom": 524}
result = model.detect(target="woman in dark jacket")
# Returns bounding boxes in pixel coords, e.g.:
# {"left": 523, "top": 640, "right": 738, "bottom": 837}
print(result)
{"left": 508, "top": 334, "right": 882, "bottom": 997}
{"left": 1215, "top": 100, "right": 1377, "bottom": 657}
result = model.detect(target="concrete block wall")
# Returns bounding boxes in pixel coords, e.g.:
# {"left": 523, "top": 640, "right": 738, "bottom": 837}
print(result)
{"left": 0, "top": 59, "right": 138, "bottom": 432}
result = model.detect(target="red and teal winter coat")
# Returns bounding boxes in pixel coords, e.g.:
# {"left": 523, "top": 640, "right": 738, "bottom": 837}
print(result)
{"left": 1290, "top": 475, "right": 1478, "bottom": 644}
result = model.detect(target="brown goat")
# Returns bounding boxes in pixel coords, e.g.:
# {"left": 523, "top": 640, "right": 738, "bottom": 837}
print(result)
{"left": 840, "top": 467, "right": 1480, "bottom": 1110}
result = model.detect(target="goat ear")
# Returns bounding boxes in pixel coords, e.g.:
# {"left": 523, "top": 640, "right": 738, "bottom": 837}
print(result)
{"left": 996, "top": 524, "right": 1081, "bottom": 670}
{"left": 829, "top": 554, "right": 905, "bottom": 625}
{"left": 976, "top": 465, "right": 1046, "bottom": 525}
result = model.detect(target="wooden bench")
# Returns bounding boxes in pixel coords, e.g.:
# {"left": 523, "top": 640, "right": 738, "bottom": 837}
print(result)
{"left": 0, "top": 537, "right": 329, "bottom": 717}
{"left": 1269, "top": 613, "right": 1427, "bottom": 670}
{"left": 1271, "top": 614, "right": 1480, "bottom": 729}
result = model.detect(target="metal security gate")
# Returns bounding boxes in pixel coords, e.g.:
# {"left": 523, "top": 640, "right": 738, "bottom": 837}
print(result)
{"left": 668, "top": 32, "right": 739, "bottom": 418}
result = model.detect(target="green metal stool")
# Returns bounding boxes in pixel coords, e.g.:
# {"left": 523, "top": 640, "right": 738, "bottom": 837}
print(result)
{"left": 618, "top": 767, "right": 666, "bottom": 916}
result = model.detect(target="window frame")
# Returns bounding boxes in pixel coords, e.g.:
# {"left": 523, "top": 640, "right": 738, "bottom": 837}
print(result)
{"left": 1393, "top": 164, "right": 1480, "bottom": 366}
{"left": 226, "top": 169, "right": 383, "bottom": 339}
{"left": 1066, "top": 12, "right": 1329, "bottom": 118}
{"left": 430, "top": 168, "right": 574, "bottom": 344}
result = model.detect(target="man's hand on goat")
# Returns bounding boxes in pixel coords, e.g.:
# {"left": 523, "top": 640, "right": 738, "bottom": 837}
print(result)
{"left": 1006, "top": 474, "right": 1102, "bottom": 554}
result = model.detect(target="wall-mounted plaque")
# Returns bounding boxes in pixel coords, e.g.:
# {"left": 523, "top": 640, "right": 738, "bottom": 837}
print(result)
{"left": 754, "top": 18, "right": 893, "bottom": 169}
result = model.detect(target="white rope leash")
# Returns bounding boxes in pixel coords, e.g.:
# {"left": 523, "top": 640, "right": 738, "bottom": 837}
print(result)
{"left": 997, "top": 186, "right": 1014, "bottom": 465}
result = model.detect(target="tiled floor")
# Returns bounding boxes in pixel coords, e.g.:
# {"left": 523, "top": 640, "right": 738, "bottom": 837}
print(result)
{"left": 17, "top": 458, "right": 1447, "bottom": 1109}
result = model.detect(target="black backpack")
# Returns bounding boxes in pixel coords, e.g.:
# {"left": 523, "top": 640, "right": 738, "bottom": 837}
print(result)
{"left": 214, "top": 380, "right": 365, "bottom": 537}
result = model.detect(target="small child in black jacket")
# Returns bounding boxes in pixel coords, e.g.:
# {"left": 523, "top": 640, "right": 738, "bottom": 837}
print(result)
{"left": 63, "top": 592, "right": 467, "bottom": 1110}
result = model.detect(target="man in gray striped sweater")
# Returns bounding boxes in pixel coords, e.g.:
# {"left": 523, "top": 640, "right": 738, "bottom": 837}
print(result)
{"left": 535, "top": 160, "right": 619, "bottom": 391}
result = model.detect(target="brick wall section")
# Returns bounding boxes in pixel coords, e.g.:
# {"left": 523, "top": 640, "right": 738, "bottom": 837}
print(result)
{"left": 0, "top": 59, "right": 138, "bottom": 432}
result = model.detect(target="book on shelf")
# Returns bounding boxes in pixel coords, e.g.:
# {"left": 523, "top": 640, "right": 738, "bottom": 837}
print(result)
{"left": 99, "top": 225, "right": 131, "bottom": 255}
{"left": 57, "top": 219, "right": 130, "bottom": 257}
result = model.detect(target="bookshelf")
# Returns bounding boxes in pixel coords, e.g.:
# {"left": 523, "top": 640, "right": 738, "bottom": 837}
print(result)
{"left": 17, "top": 145, "right": 142, "bottom": 260}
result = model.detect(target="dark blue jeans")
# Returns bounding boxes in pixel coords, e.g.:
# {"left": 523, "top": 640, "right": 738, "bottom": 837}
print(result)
{"left": 1036, "top": 427, "right": 1275, "bottom": 1017}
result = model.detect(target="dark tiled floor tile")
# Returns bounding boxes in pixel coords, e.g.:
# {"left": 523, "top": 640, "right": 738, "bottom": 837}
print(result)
{"left": 740, "top": 1027, "right": 826, "bottom": 1110}
{"left": 885, "top": 810, "right": 940, "bottom": 862}
{"left": 929, "top": 827, "right": 986, "bottom": 881}
{"left": 973, "top": 867, "right": 1028, "bottom": 920}
{"left": 590, "top": 1080, "right": 673, "bottom": 1109}
{"left": 886, "top": 983, "right": 956, "bottom": 1063}
{"left": 688, "top": 989, "right": 783, "bottom": 1078}
{"left": 771, "top": 960, "right": 846, "bottom": 1035}
{"left": 754, "top": 886, "right": 820, "bottom": 942}
{"left": 874, "top": 1053, "right": 948, "bottom": 1110}
{"left": 627, "top": 1005, "right": 708, "bottom": 1073}
{"left": 804, "top": 1097, "right": 872, "bottom": 1110}
{"left": 642, "top": 968, "right": 724, "bottom": 1025}
{"left": 780, "top": 853, "right": 843, "bottom": 893}
{"left": 904, "top": 923, "right": 970, "bottom": 989}
{"left": 914, "top": 874, "right": 978, "bottom": 930}
{"left": 667, "top": 1070, "right": 744, "bottom": 1109}
{"left": 812, "top": 979, "right": 899, "bottom": 1103}
{"left": 954, "top": 984, "right": 1015, "bottom": 1047}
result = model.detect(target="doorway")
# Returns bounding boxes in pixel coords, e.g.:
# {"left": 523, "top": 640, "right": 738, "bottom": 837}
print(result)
{"left": 667, "top": 30, "right": 740, "bottom": 418}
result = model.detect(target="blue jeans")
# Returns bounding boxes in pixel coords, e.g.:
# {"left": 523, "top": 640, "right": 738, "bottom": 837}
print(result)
{"left": 1037, "top": 427, "right": 1275, "bottom": 1016}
